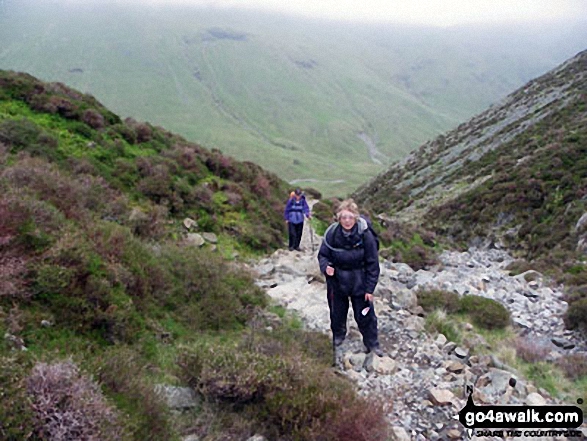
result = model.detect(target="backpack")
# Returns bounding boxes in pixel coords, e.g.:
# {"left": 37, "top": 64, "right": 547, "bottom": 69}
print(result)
{"left": 323, "top": 215, "right": 380, "bottom": 252}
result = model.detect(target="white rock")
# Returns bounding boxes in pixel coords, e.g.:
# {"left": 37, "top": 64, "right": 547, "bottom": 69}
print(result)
{"left": 428, "top": 388, "right": 456, "bottom": 406}
{"left": 525, "top": 392, "right": 546, "bottom": 406}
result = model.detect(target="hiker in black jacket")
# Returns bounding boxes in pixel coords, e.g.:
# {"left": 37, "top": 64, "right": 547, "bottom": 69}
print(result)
{"left": 317, "top": 199, "right": 383, "bottom": 356}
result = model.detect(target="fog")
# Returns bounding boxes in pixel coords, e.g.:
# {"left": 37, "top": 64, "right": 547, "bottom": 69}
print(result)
{"left": 50, "top": 0, "right": 587, "bottom": 27}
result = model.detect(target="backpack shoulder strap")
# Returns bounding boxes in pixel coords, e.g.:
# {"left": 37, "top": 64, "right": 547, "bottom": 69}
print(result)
{"left": 357, "top": 216, "right": 368, "bottom": 235}
{"left": 323, "top": 222, "right": 343, "bottom": 252}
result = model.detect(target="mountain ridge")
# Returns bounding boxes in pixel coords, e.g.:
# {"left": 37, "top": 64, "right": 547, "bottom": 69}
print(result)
{"left": 2, "top": 1, "right": 586, "bottom": 195}
{"left": 355, "top": 49, "right": 587, "bottom": 324}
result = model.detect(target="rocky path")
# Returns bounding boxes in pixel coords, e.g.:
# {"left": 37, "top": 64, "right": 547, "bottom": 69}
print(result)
{"left": 253, "top": 210, "right": 587, "bottom": 440}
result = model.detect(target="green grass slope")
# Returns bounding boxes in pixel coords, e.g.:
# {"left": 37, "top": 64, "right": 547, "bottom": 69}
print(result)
{"left": 1, "top": 1, "right": 585, "bottom": 196}
{"left": 0, "top": 71, "right": 391, "bottom": 440}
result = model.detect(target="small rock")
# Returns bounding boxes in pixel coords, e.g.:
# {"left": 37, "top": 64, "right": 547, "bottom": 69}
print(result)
{"left": 443, "top": 342, "right": 458, "bottom": 353}
{"left": 454, "top": 347, "right": 469, "bottom": 359}
{"left": 551, "top": 337, "right": 575, "bottom": 350}
{"left": 183, "top": 217, "right": 198, "bottom": 230}
{"left": 185, "top": 233, "right": 205, "bottom": 247}
{"left": 446, "top": 361, "right": 466, "bottom": 374}
{"left": 366, "top": 355, "right": 397, "bottom": 375}
{"left": 202, "top": 232, "right": 218, "bottom": 243}
{"left": 428, "top": 388, "right": 456, "bottom": 406}
{"left": 525, "top": 392, "right": 546, "bottom": 406}
{"left": 435, "top": 334, "right": 447, "bottom": 347}
{"left": 154, "top": 385, "right": 199, "bottom": 410}
{"left": 255, "top": 263, "right": 275, "bottom": 278}
{"left": 447, "top": 429, "right": 462, "bottom": 439}
{"left": 392, "top": 426, "right": 411, "bottom": 441}
{"left": 246, "top": 435, "right": 268, "bottom": 441}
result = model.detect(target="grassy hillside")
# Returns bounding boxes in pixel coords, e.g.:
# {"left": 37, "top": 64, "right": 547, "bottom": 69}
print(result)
{"left": 1, "top": 1, "right": 585, "bottom": 196}
{"left": 355, "top": 50, "right": 587, "bottom": 325}
{"left": 0, "top": 71, "right": 390, "bottom": 440}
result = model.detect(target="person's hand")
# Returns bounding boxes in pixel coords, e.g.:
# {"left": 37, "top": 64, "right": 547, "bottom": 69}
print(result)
{"left": 365, "top": 293, "right": 374, "bottom": 303}
{"left": 326, "top": 266, "right": 335, "bottom": 276}
{"left": 285, "top": 220, "right": 289, "bottom": 224}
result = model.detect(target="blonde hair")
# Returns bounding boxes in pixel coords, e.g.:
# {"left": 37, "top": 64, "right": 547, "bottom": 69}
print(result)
{"left": 336, "top": 199, "right": 360, "bottom": 220}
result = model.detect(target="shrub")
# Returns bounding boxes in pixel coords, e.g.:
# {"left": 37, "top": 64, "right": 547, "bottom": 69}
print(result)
{"left": 2, "top": 157, "right": 117, "bottom": 222}
{"left": 312, "top": 200, "right": 336, "bottom": 235}
{"left": 459, "top": 295, "right": 510, "bottom": 330}
{"left": 513, "top": 337, "right": 551, "bottom": 363}
{"left": 158, "top": 245, "right": 268, "bottom": 331}
{"left": 417, "top": 289, "right": 460, "bottom": 314}
{"left": 0, "top": 118, "right": 59, "bottom": 159}
{"left": 81, "top": 108, "right": 105, "bottom": 129}
{"left": 0, "top": 192, "right": 65, "bottom": 254}
{"left": 179, "top": 343, "right": 389, "bottom": 440}
{"left": 556, "top": 353, "right": 587, "bottom": 380}
{"left": 564, "top": 297, "right": 587, "bottom": 330}
{"left": 0, "top": 354, "right": 36, "bottom": 439}
{"left": 26, "top": 360, "right": 124, "bottom": 440}
{"left": 94, "top": 346, "right": 173, "bottom": 440}
{"left": 0, "top": 254, "right": 29, "bottom": 299}
{"left": 392, "top": 243, "right": 438, "bottom": 271}
{"left": 110, "top": 123, "right": 137, "bottom": 144}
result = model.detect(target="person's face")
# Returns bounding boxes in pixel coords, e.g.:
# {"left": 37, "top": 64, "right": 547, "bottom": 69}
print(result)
{"left": 338, "top": 210, "right": 357, "bottom": 230}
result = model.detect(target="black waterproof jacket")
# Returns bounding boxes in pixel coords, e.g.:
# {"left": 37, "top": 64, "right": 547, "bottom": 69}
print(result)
{"left": 318, "top": 220, "right": 380, "bottom": 296}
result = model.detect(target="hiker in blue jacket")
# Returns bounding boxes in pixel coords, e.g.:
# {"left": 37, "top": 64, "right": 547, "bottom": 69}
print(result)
{"left": 284, "top": 188, "right": 311, "bottom": 251}
{"left": 317, "top": 199, "right": 383, "bottom": 356}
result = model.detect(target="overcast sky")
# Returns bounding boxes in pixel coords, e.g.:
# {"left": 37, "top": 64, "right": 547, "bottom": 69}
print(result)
{"left": 97, "top": 0, "right": 587, "bottom": 26}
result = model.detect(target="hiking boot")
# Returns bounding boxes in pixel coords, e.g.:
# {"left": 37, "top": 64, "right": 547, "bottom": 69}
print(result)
{"left": 333, "top": 336, "right": 345, "bottom": 347}
{"left": 294, "top": 247, "right": 301, "bottom": 251}
{"left": 288, "top": 247, "right": 294, "bottom": 251}
{"left": 369, "top": 347, "right": 384, "bottom": 357}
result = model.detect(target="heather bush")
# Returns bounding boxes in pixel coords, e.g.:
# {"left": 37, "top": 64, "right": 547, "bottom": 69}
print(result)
{"left": 556, "top": 353, "right": 587, "bottom": 380}
{"left": 81, "top": 108, "right": 105, "bottom": 129}
{"left": 564, "top": 297, "right": 587, "bottom": 330}
{"left": 94, "top": 346, "right": 174, "bottom": 440}
{"left": 158, "top": 245, "right": 267, "bottom": 331}
{"left": 417, "top": 289, "right": 460, "bottom": 314}
{"left": 127, "top": 204, "right": 168, "bottom": 240}
{"left": 513, "top": 337, "right": 551, "bottom": 363}
{"left": 179, "top": 343, "right": 389, "bottom": 440}
{"left": 311, "top": 199, "right": 336, "bottom": 235}
{"left": 3, "top": 157, "right": 118, "bottom": 222}
{"left": 0, "top": 118, "right": 59, "bottom": 159}
{"left": 0, "top": 192, "right": 65, "bottom": 254}
{"left": 26, "top": 360, "right": 124, "bottom": 440}
{"left": 0, "top": 254, "right": 29, "bottom": 299}
{"left": 31, "top": 226, "right": 145, "bottom": 342}
{"left": 0, "top": 354, "right": 36, "bottom": 439}
{"left": 459, "top": 295, "right": 510, "bottom": 330}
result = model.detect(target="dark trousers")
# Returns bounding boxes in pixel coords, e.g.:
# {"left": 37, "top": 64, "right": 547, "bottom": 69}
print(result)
{"left": 288, "top": 222, "right": 303, "bottom": 249}
{"left": 326, "top": 280, "right": 379, "bottom": 349}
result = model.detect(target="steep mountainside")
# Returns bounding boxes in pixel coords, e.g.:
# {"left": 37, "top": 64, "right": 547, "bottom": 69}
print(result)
{"left": 1, "top": 1, "right": 586, "bottom": 195}
{"left": 0, "top": 71, "right": 395, "bottom": 440}
{"left": 355, "top": 50, "right": 587, "bottom": 292}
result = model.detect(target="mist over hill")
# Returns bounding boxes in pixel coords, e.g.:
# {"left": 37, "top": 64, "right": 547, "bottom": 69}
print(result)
{"left": 1, "top": 0, "right": 586, "bottom": 195}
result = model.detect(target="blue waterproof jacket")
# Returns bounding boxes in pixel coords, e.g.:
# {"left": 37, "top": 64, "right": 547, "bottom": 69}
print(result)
{"left": 318, "top": 219, "right": 380, "bottom": 296}
{"left": 284, "top": 195, "right": 310, "bottom": 224}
